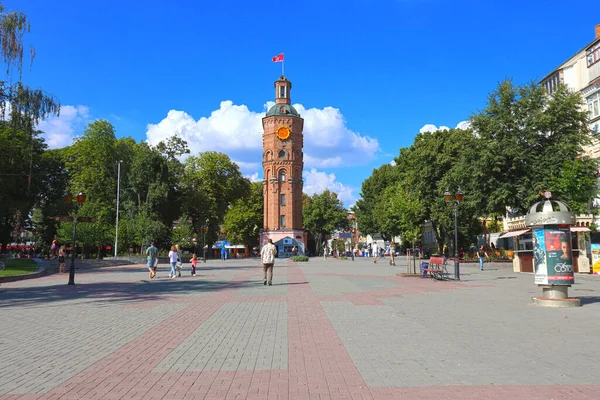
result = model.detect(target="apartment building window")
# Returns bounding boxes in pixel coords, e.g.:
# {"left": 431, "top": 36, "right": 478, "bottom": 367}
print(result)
{"left": 280, "top": 194, "right": 286, "bottom": 206}
{"left": 587, "top": 43, "right": 600, "bottom": 68}
{"left": 588, "top": 92, "right": 600, "bottom": 119}
{"left": 543, "top": 73, "right": 560, "bottom": 95}
{"left": 280, "top": 215, "right": 286, "bottom": 228}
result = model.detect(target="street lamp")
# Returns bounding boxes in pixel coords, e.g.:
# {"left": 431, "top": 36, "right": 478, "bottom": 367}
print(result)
{"left": 114, "top": 160, "right": 123, "bottom": 258}
{"left": 444, "top": 188, "right": 463, "bottom": 280}
{"left": 66, "top": 191, "right": 86, "bottom": 285}
{"left": 202, "top": 219, "right": 209, "bottom": 263}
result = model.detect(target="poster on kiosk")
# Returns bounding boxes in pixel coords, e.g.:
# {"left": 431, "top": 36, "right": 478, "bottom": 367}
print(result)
{"left": 534, "top": 225, "right": 574, "bottom": 285}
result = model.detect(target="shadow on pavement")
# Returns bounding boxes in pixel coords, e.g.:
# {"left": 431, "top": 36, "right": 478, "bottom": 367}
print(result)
{"left": 579, "top": 296, "right": 600, "bottom": 306}
{"left": 0, "top": 278, "right": 256, "bottom": 309}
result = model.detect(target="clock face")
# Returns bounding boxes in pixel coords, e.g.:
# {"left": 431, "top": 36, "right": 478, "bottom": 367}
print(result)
{"left": 276, "top": 126, "right": 291, "bottom": 140}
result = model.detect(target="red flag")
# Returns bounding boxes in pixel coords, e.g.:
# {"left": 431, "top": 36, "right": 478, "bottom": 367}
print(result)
{"left": 272, "top": 53, "right": 284, "bottom": 63}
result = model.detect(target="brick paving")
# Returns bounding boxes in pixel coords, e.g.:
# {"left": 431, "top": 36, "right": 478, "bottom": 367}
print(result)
{"left": 1, "top": 257, "right": 600, "bottom": 399}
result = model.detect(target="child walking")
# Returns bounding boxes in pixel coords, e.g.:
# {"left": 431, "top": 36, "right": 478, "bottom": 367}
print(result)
{"left": 191, "top": 253, "right": 198, "bottom": 276}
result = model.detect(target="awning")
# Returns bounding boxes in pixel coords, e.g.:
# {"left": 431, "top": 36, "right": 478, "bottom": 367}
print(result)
{"left": 571, "top": 227, "right": 591, "bottom": 232}
{"left": 500, "top": 229, "right": 531, "bottom": 238}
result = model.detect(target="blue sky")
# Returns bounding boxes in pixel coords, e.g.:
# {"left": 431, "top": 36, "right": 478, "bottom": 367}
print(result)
{"left": 20, "top": 0, "right": 600, "bottom": 206}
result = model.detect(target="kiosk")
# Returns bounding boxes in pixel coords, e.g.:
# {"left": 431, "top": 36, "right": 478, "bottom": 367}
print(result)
{"left": 525, "top": 192, "right": 581, "bottom": 308}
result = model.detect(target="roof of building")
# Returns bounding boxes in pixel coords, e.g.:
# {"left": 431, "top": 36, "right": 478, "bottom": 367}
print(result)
{"left": 539, "top": 35, "right": 600, "bottom": 84}
{"left": 265, "top": 103, "right": 301, "bottom": 118}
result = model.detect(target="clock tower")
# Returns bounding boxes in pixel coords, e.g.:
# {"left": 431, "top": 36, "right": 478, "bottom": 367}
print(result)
{"left": 261, "top": 76, "right": 306, "bottom": 253}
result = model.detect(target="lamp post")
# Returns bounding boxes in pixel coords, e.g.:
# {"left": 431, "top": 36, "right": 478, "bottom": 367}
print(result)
{"left": 114, "top": 160, "right": 122, "bottom": 258}
{"left": 444, "top": 188, "right": 463, "bottom": 280}
{"left": 202, "top": 219, "right": 209, "bottom": 263}
{"left": 66, "top": 191, "right": 86, "bottom": 285}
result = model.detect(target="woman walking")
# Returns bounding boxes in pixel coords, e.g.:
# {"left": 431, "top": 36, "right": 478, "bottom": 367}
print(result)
{"left": 168, "top": 245, "right": 178, "bottom": 278}
{"left": 58, "top": 245, "right": 66, "bottom": 273}
{"left": 175, "top": 244, "right": 183, "bottom": 277}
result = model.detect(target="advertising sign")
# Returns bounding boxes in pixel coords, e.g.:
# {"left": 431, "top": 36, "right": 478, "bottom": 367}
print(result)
{"left": 544, "top": 226, "right": 574, "bottom": 285}
{"left": 533, "top": 227, "right": 548, "bottom": 284}
{"left": 592, "top": 244, "right": 600, "bottom": 274}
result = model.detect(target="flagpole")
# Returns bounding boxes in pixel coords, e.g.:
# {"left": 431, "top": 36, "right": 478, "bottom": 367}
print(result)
{"left": 282, "top": 59, "right": 284, "bottom": 76}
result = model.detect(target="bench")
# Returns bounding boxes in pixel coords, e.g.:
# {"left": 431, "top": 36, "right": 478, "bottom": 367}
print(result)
{"left": 420, "top": 257, "right": 448, "bottom": 280}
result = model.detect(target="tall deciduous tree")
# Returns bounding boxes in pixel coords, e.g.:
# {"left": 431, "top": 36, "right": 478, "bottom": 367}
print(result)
{"left": 303, "top": 190, "right": 349, "bottom": 251}
{"left": 470, "top": 80, "right": 593, "bottom": 215}
{"left": 181, "top": 151, "right": 249, "bottom": 248}
{"left": 223, "top": 181, "right": 263, "bottom": 248}
{"left": 353, "top": 164, "right": 400, "bottom": 240}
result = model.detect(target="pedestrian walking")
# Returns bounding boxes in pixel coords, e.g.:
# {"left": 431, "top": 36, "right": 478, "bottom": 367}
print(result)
{"left": 191, "top": 253, "right": 198, "bottom": 276}
{"left": 478, "top": 245, "right": 489, "bottom": 271}
{"left": 175, "top": 244, "right": 183, "bottom": 277}
{"left": 58, "top": 245, "right": 66, "bottom": 273}
{"left": 145, "top": 241, "right": 158, "bottom": 279}
{"left": 389, "top": 242, "right": 396, "bottom": 266}
{"left": 168, "top": 245, "right": 178, "bottom": 278}
{"left": 372, "top": 242, "right": 379, "bottom": 264}
{"left": 51, "top": 240, "right": 57, "bottom": 258}
{"left": 261, "top": 238, "right": 277, "bottom": 286}
{"left": 221, "top": 247, "right": 227, "bottom": 261}
{"left": 323, "top": 244, "right": 328, "bottom": 260}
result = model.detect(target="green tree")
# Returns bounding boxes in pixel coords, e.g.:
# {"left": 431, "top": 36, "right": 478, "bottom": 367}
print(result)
{"left": 172, "top": 213, "right": 194, "bottom": 248}
{"left": 394, "top": 127, "right": 483, "bottom": 252}
{"left": 0, "top": 123, "right": 46, "bottom": 249}
{"left": 551, "top": 157, "right": 599, "bottom": 214}
{"left": 470, "top": 80, "right": 592, "bottom": 215}
{"left": 303, "top": 190, "right": 349, "bottom": 252}
{"left": 353, "top": 164, "right": 400, "bottom": 240}
{"left": 223, "top": 181, "right": 263, "bottom": 248}
{"left": 181, "top": 151, "right": 249, "bottom": 248}
{"left": 62, "top": 120, "right": 120, "bottom": 256}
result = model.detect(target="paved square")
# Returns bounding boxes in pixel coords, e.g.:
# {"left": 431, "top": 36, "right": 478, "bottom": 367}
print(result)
{"left": 1, "top": 257, "right": 599, "bottom": 399}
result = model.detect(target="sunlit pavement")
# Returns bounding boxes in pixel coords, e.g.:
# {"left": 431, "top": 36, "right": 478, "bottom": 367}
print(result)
{"left": 1, "top": 257, "right": 599, "bottom": 399}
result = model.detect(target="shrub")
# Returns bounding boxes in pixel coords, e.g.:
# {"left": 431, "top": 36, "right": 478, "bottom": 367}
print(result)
{"left": 292, "top": 255, "right": 309, "bottom": 262}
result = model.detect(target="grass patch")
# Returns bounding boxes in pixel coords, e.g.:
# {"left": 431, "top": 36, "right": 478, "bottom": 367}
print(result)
{"left": 292, "top": 255, "right": 309, "bottom": 262}
{"left": 0, "top": 259, "right": 39, "bottom": 277}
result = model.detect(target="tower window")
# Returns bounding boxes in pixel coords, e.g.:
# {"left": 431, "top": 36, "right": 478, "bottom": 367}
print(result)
{"left": 280, "top": 194, "right": 286, "bottom": 205}
{"left": 280, "top": 215, "right": 286, "bottom": 228}
{"left": 279, "top": 150, "right": 286, "bottom": 158}
{"left": 280, "top": 170, "right": 286, "bottom": 181}
{"left": 279, "top": 85, "right": 286, "bottom": 99}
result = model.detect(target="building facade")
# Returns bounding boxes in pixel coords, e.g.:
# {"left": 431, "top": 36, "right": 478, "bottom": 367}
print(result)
{"left": 540, "top": 25, "right": 600, "bottom": 158}
{"left": 260, "top": 76, "right": 306, "bottom": 253}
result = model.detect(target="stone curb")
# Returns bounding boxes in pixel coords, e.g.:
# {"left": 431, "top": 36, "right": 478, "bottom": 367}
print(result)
{"left": 0, "top": 258, "right": 47, "bottom": 283}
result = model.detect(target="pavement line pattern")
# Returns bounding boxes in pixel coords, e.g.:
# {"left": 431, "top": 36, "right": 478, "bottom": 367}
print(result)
{"left": 2, "top": 260, "right": 600, "bottom": 399}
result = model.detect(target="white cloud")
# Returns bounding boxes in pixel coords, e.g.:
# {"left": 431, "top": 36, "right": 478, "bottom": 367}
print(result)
{"left": 37, "top": 105, "right": 90, "bottom": 148}
{"left": 145, "top": 100, "right": 380, "bottom": 174}
{"left": 456, "top": 121, "right": 471, "bottom": 130}
{"left": 246, "top": 172, "right": 261, "bottom": 182}
{"left": 303, "top": 168, "right": 356, "bottom": 207}
{"left": 419, "top": 121, "right": 470, "bottom": 134}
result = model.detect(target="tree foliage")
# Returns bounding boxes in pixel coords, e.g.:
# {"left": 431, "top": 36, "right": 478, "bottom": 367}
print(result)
{"left": 355, "top": 79, "right": 598, "bottom": 252}
{"left": 223, "top": 181, "right": 263, "bottom": 247}
{"left": 303, "top": 190, "right": 349, "bottom": 250}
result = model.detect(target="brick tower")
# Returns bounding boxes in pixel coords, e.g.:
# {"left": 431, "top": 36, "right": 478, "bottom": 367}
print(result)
{"left": 260, "top": 76, "right": 306, "bottom": 255}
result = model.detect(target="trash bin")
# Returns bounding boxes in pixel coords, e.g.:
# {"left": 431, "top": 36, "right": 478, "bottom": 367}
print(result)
{"left": 421, "top": 261, "right": 429, "bottom": 278}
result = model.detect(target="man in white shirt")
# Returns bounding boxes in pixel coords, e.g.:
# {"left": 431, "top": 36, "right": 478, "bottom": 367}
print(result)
{"left": 261, "top": 239, "right": 277, "bottom": 286}
{"left": 372, "top": 242, "right": 379, "bottom": 264}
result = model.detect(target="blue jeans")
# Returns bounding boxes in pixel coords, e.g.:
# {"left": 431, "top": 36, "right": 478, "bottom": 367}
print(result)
{"left": 170, "top": 262, "right": 177, "bottom": 276}
{"left": 479, "top": 256, "right": 484, "bottom": 270}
